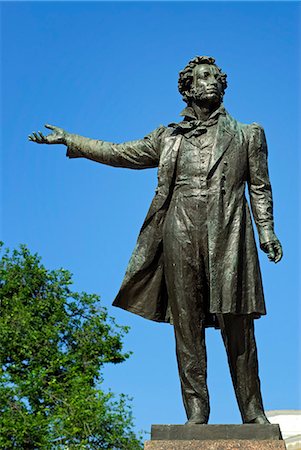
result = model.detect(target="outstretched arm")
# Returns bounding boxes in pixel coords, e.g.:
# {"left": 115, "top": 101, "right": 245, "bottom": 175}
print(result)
{"left": 29, "top": 124, "right": 164, "bottom": 169}
{"left": 247, "top": 123, "right": 283, "bottom": 263}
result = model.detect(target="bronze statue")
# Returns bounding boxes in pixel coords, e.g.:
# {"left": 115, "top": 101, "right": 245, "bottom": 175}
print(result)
{"left": 29, "top": 56, "right": 283, "bottom": 425}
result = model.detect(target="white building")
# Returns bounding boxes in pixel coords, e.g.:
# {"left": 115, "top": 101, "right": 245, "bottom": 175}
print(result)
{"left": 266, "top": 410, "right": 301, "bottom": 450}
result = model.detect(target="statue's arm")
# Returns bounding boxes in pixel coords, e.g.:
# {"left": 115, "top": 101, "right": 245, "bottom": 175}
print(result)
{"left": 65, "top": 127, "right": 164, "bottom": 169}
{"left": 247, "top": 123, "right": 283, "bottom": 263}
{"left": 29, "top": 125, "right": 165, "bottom": 169}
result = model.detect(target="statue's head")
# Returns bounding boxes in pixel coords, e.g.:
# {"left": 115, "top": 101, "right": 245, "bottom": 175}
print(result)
{"left": 178, "top": 56, "right": 227, "bottom": 107}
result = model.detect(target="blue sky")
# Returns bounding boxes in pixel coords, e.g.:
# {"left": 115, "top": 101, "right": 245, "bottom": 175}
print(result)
{"left": 1, "top": 0, "right": 300, "bottom": 437}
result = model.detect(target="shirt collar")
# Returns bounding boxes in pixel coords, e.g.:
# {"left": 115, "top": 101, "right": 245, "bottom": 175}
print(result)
{"left": 179, "top": 103, "right": 226, "bottom": 121}
{"left": 168, "top": 104, "right": 226, "bottom": 137}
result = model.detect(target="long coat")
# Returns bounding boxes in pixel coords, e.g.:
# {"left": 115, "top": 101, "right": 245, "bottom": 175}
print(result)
{"left": 67, "top": 109, "right": 276, "bottom": 324}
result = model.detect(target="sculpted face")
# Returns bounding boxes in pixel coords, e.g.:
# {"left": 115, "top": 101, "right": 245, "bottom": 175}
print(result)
{"left": 192, "top": 64, "right": 224, "bottom": 106}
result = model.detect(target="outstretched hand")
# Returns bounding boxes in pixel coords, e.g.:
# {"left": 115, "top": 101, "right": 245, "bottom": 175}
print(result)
{"left": 262, "top": 239, "right": 283, "bottom": 263}
{"left": 28, "top": 124, "right": 67, "bottom": 145}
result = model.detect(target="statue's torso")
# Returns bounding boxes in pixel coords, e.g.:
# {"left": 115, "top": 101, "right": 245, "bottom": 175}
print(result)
{"left": 171, "top": 122, "right": 217, "bottom": 211}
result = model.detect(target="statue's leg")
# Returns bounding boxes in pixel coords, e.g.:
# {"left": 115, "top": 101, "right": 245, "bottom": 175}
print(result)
{"left": 218, "top": 314, "right": 268, "bottom": 423}
{"left": 163, "top": 197, "right": 210, "bottom": 424}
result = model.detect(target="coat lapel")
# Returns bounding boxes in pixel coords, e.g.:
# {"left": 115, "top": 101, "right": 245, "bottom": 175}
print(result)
{"left": 207, "top": 114, "right": 234, "bottom": 179}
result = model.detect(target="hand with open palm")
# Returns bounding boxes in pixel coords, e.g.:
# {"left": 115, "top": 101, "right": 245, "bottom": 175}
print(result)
{"left": 28, "top": 124, "right": 68, "bottom": 145}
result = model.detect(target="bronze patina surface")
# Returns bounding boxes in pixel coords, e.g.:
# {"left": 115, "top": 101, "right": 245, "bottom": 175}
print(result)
{"left": 29, "top": 56, "right": 282, "bottom": 425}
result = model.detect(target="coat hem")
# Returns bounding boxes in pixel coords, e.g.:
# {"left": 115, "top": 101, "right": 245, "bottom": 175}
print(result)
{"left": 112, "top": 302, "right": 170, "bottom": 323}
{"left": 113, "top": 302, "right": 266, "bottom": 324}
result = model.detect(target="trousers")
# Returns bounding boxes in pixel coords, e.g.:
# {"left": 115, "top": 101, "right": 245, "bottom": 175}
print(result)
{"left": 163, "top": 191, "right": 265, "bottom": 422}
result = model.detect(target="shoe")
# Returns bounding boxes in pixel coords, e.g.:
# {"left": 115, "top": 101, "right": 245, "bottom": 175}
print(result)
{"left": 247, "top": 414, "right": 270, "bottom": 424}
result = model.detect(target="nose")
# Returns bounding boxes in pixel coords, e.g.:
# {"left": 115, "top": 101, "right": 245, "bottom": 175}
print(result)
{"left": 208, "top": 76, "right": 217, "bottom": 86}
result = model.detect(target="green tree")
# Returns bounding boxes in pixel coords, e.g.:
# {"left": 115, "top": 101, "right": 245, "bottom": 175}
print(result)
{"left": 0, "top": 243, "right": 143, "bottom": 449}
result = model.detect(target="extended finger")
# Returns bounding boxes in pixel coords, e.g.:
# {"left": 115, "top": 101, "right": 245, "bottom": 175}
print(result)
{"left": 38, "top": 131, "right": 46, "bottom": 140}
{"left": 32, "top": 132, "right": 42, "bottom": 141}
{"left": 28, "top": 134, "right": 36, "bottom": 141}
{"left": 45, "top": 124, "right": 56, "bottom": 131}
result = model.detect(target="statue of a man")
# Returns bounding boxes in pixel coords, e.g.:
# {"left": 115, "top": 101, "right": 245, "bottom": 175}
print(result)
{"left": 29, "top": 56, "right": 282, "bottom": 425}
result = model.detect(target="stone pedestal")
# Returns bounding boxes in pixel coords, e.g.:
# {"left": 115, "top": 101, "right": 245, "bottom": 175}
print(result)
{"left": 145, "top": 440, "right": 286, "bottom": 449}
{"left": 144, "top": 424, "right": 287, "bottom": 449}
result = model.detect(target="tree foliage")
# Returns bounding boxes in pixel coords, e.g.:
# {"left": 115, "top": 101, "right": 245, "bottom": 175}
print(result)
{"left": 0, "top": 243, "right": 143, "bottom": 449}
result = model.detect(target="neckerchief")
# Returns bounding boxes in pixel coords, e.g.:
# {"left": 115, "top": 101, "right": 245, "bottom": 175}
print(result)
{"left": 170, "top": 104, "right": 226, "bottom": 138}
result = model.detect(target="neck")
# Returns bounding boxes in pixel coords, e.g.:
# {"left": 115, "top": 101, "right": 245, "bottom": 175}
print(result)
{"left": 190, "top": 100, "right": 221, "bottom": 121}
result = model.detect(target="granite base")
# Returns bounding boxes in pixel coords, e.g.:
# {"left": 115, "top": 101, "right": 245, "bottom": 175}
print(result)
{"left": 144, "top": 440, "right": 287, "bottom": 449}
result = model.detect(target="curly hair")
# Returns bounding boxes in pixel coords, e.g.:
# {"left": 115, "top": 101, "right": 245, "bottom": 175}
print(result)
{"left": 178, "top": 56, "right": 227, "bottom": 104}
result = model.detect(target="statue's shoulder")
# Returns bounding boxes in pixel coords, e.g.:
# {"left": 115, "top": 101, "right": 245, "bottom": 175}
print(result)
{"left": 224, "top": 112, "right": 249, "bottom": 130}
{"left": 143, "top": 124, "right": 167, "bottom": 143}
{"left": 225, "top": 113, "right": 265, "bottom": 140}
{"left": 245, "top": 121, "right": 265, "bottom": 134}
{"left": 165, "top": 121, "right": 182, "bottom": 134}
{"left": 221, "top": 112, "right": 244, "bottom": 136}
{"left": 243, "top": 122, "right": 266, "bottom": 143}
{"left": 151, "top": 122, "right": 184, "bottom": 141}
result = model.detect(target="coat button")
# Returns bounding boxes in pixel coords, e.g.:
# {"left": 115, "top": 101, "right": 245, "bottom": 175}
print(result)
{"left": 224, "top": 161, "right": 228, "bottom": 166}
{"left": 221, "top": 187, "right": 226, "bottom": 194}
